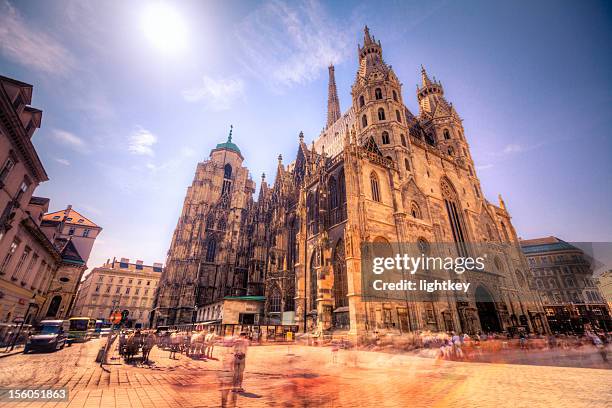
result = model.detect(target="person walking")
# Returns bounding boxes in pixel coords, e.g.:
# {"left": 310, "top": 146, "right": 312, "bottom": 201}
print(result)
{"left": 232, "top": 332, "right": 249, "bottom": 393}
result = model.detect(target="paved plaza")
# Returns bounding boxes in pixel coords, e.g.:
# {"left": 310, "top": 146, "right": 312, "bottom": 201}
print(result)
{"left": 0, "top": 339, "right": 610, "bottom": 408}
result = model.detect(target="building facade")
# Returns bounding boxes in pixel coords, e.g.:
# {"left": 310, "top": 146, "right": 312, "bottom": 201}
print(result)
{"left": 0, "top": 75, "right": 100, "bottom": 325}
{"left": 521, "top": 237, "right": 611, "bottom": 333}
{"left": 38, "top": 206, "right": 102, "bottom": 320}
{"left": 73, "top": 258, "right": 162, "bottom": 328}
{"left": 597, "top": 269, "right": 612, "bottom": 312}
{"left": 154, "top": 27, "right": 547, "bottom": 337}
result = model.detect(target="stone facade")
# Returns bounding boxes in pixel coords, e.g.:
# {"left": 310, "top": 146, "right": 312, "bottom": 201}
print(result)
{"left": 152, "top": 128, "right": 256, "bottom": 326}
{"left": 0, "top": 76, "right": 100, "bottom": 325}
{"left": 521, "top": 237, "right": 611, "bottom": 333}
{"left": 73, "top": 258, "right": 162, "bottom": 328}
{"left": 154, "top": 27, "right": 548, "bottom": 337}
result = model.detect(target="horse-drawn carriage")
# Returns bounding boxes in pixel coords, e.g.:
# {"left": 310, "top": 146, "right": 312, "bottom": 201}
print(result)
{"left": 118, "top": 331, "right": 156, "bottom": 363}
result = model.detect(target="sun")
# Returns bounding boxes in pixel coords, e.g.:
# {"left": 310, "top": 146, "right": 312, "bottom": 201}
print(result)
{"left": 141, "top": 3, "right": 188, "bottom": 55}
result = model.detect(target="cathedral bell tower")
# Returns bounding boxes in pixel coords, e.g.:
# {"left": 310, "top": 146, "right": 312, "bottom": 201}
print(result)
{"left": 351, "top": 26, "right": 411, "bottom": 174}
{"left": 417, "top": 66, "right": 477, "bottom": 181}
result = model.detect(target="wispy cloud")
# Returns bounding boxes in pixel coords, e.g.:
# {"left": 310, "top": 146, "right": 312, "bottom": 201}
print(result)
{"left": 182, "top": 76, "right": 245, "bottom": 111}
{"left": 502, "top": 144, "right": 524, "bottom": 154}
{"left": 235, "top": 0, "right": 354, "bottom": 90}
{"left": 0, "top": 1, "right": 76, "bottom": 75}
{"left": 476, "top": 164, "right": 494, "bottom": 171}
{"left": 145, "top": 146, "right": 196, "bottom": 173}
{"left": 489, "top": 141, "right": 548, "bottom": 157}
{"left": 80, "top": 204, "right": 102, "bottom": 216}
{"left": 52, "top": 129, "right": 88, "bottom": 153}
{"left": 54, "top": 158, "right": 70, "bottom": 166}
{"left": 128, "top": 127, "right": 157, "bottom": 157}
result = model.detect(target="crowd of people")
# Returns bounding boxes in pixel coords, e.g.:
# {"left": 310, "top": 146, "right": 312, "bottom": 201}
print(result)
{"left": 423, "top": 330, "right": 611, "bottom": 362}
{"left": 114, "top": 327, "right": 251, "bottom": 405}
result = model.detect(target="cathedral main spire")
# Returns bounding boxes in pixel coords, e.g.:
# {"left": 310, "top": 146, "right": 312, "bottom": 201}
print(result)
{"left": 326, "top": 65, "right": 341, "bottom": 128}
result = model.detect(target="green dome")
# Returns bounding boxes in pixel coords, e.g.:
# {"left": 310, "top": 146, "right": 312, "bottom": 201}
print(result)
{"left": 215, "top": 126, "right": 241, "bottom": 154}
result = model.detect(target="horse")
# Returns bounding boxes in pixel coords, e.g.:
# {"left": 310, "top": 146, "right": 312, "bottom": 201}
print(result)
{"left": 124, "top": 332, "right": 142, "bottom": 363}
{"left": 169, "top": 331, "right": 181, "bottom": 359}
{"left": 204, "top": 330, "right": 218, "bottom": 359}
{"left": 189, "top": 331, "right": 206, "bottom": 358}
{"left": 141, "top": 332, "right": 156, "bottom": 363}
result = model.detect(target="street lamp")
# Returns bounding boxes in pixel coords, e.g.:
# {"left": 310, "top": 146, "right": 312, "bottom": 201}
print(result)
{"left": 9, "top": 295, "right": 38, "bottom": 351}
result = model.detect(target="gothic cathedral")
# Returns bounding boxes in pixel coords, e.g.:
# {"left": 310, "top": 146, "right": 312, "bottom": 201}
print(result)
{"left": 152, "top": 27, "right": 547, "bottom": 337}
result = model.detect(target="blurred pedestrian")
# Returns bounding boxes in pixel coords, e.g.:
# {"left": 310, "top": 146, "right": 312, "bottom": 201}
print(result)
{"left": 232, "top": 332, "right": 249, "bottom": 392}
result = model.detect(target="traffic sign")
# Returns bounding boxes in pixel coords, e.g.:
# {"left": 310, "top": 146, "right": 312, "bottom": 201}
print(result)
{"left": 110, "top": 312, "right": 122, "bottom": 324}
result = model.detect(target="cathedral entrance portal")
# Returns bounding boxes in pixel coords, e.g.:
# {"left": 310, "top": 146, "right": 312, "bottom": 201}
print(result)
{"left": 475, "top": 286, "right": 501, "bottom": 333}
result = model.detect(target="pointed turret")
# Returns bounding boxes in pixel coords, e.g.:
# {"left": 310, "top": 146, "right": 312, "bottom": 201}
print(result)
{"left": 363, "top": 25, "right": 373, "bottom": 45}
{"left": 421, "top": 65, "right": 433, "bottom": 87}
{"left": 498, "top": 194, "right": 507, "bottom": 211}
{"left": 326, "top": 65, "right": 341, "bottom": 128}
{"left": 416, "top": 66, "right": 447, "bottom": 115}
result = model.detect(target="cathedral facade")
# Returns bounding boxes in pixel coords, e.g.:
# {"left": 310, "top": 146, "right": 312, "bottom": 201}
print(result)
{"left": 153, "top": 27, "right": 548, "bottom": 337}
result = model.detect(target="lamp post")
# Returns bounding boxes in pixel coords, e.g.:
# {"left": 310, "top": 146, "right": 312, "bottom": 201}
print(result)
{"left": 9, "top": 295, "right": 38, "bottom": 351}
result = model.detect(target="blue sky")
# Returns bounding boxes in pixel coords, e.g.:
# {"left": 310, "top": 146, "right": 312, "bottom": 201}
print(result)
{"left": 1, "top": 0, "right": 611, "bottom": 271}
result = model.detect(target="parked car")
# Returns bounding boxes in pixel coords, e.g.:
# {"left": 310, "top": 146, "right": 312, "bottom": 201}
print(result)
{"left": 24, "top": 320, "right": 68, "bottom": 353}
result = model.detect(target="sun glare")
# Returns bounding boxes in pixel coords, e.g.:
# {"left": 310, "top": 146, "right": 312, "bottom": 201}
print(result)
{"left": 141, "top": 3, "right": 188, "bottom": 55}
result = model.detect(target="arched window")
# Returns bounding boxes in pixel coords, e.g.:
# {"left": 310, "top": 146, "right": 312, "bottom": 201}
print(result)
{"left": 224, "top": 163, "right": 232, "bottom": 179}
{"left": 417, "top": 237, "right": 430, "bottom": 255}
{"left": 370, "top": 172, "right": 381, "bottom": 202}
{"left": 309, "top": 252, "right": 318, "bottom": 311}
{"left": 362, "top": 115, "right": 368, "bottom": 128}
{"left": 338, "top": 169, "right": 346, "bottom": 205}
{"left": 375, "top": 88, "right": 382, "bottom": 100}
{"left": 46, "top": 295, "right": 62, "bottom": 317}
{"left": 404, "top": 158, "right": 410, "bottom": 171}
{"left": 548, "top": 278, "right": 557, "bottom": 289}
{"left": 378, "top": 108, "right": 385, "bottom": 121}
{"left": 448, "top": 147, "right": 454, "bottom": 156}
{"left": 400, "top": 134, "right": 407, "bottom": 147}
{"left": 328, "top": 176, "right": 338, "bottom": 209}
{"left": 536, "top": 279, "right": 544, "bottom": 289}
{"left": 425, "top": 133, "right": 436, "bottom": 146}
{"left": 338, "top": 169, "right": 347, "bottom": 222}
{"left": 392, "top": 90, "right": 398, "bottom": 101}
{"left": 206, "top": 214, "right": 215, "bottom": 229}
{"left": 359, "top": 95, "right": 365, "bottom": 107}
{"left": 333, "top": 239, "right": 348, "bottom": 308}
{"left": 443, "top": 129, "right": 451, "bottom": 140}
{"left": 205, "top": 239, "right": 216, "bottom": 262}
{"left": 381, "top": 131, "right": 390, "bottom": 144}
{"left": 441, "top": 178, "right": 468, "bottom": 256}
{"left": 396, "top": 110, "right": 401, "bottom": 122}
{"left": 269, "top": 288, "right": 281, "bottom": 313}
{"left": 410, "top": 202, "right": 421, "bottom": 219}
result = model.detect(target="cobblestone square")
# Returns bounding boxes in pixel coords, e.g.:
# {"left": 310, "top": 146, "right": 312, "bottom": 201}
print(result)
{"left": 0, "top": 339, "right": 610, "bottom": 408}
